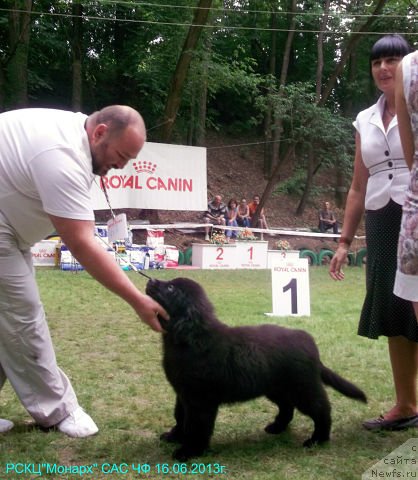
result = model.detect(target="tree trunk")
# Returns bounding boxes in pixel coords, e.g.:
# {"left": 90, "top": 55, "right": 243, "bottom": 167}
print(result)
{"left": 318, "top": 0, "right": 388, "bottom": 107}
{"left": 159, "top": 0, "right": 212, "bottom": 143}
{"left": 195, "top": 67, "right": 208, "bottom": 146}
{"left": 296, "top": 150, "right": 315, "bottom": 215}
{"left": 187, "top": 86, "right": 196, "bottom": 146}
{"left": 252, "top": 146, "right": 295, "bottom": 228}
{"left": 264, "top": 0, "right": 297, "bottom": 177}
{"left": 316, "top": 0, "right": 330, "bottom": 102}
{"left": 293, "top": 0, "right": 329, "bottom": 216}
{"left": 263, "top": 10, "right": 277, "bottom": 177}
{"left": 0, "top": 66, "right": 6, "bottom": 110}
{"left": 195, "top": 34, "right": 210, "bottom": 147}
{"left": 256, "top": 0, "right": 388, "bottom": 220}
{"left": 7, "top": 0, "right": 32, "bottom": 108}
{"left": 335, "top": 49, "right": 358, "bottom": 208}
{"left": 71, "top": 1, "right": 83, "bottom": 111}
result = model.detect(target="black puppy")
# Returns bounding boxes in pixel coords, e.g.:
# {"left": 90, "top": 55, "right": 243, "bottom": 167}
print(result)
{"left": 146, "top": 277, "right": 366, "bottom": 461}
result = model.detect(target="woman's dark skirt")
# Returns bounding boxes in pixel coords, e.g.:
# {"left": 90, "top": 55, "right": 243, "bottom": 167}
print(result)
{"left": 358, "top": 199, "right": 418, "bottom": 342}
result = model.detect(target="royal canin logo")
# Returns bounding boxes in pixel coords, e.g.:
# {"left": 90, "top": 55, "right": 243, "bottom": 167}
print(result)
{"left": 133, "top": 161, "right": 157, "bottom": 174}
{"left": 101, "top": 160, "right": 193, "bottom": 192}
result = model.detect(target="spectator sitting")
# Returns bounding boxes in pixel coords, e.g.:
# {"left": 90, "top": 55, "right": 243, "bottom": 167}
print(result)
{"left": 319, "top": 201, "right": 339, "bottom": 238}
{"left": 203, "top": 195, "right": 226, "bottom": 241}
{"left": 236, "top": 198, "right": 251, "bottom": 228}
{"left": 248, "top": 194, "right": 268, "bottom": 240}
{"left": 225, "top": 198, "right": 239, "bottom": 240}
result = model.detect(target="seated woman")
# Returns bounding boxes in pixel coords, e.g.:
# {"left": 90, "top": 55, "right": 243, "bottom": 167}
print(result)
{"left": 236, "top": 198, "right": 251, "bottom": 228}
{"left": 225, "top": 198, "right": 238, "bottom": 239}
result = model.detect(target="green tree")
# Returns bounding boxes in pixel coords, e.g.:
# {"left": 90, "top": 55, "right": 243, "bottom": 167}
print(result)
{"left": 0, "top": 0, "right": 32, "bottom": 109}
{"left": 158, "top": 0, "right": 213, "bottom": 143}
{"left": 0, "top": 0, "right": 416, "bottom": 214}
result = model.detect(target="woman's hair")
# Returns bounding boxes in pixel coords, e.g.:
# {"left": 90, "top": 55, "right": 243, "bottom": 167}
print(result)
{"left": 370, "top": 34, "right": 413, "bottom": 63}
{"left": 228, "top": 198, "right": 237, "bottom": 208}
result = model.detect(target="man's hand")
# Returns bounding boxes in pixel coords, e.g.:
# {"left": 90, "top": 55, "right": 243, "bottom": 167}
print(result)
{"left": 133, "top": 293, "right": 169, "bottom": 332}
{"left": 49, "top": 215, "right": 169, "bottom": 332}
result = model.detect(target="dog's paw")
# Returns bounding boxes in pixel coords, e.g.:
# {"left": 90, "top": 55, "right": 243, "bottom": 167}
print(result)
{"left": 302, "top": 437, "right": 317, "bottom": 448}
{"left": 264, "top": 422, "right": 287, "bottom": 434}
{"left": 172, "top": 446, "right": 204, "bottom": 462}
{"left": 303, "top": 436, "right": 329, "bottom": 448}
{"left": 160, "top": 428, "right": 182, "bottom": 443}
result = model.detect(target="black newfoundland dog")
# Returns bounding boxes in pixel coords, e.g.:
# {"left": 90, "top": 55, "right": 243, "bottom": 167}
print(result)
{"left": 146, "top": 277, "right": 366, "bottom": 461}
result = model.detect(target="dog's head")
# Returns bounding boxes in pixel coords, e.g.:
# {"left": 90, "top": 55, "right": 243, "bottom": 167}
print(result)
{"left": 145, "top": 277, "right": 216, "bottom": 344}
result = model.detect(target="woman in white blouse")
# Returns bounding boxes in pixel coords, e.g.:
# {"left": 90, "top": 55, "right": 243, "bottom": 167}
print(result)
{"left": 330, "top": 35, "right": 418, "bottom": 431}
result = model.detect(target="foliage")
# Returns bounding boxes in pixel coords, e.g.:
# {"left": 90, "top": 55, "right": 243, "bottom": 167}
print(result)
{"left": 257, "top": 81, "right": 355, "bottom": 176}
{"left": 204, "top": 53, "right": 264, "bottom": 133}
{"left": 0, "top": 0, "right": 416, "bottom": 205}
{"left": 1, "top": 0, "right": 416, "bottom": 119}
{"left": 275, "top": 167, "right": 308, "bottom": 196}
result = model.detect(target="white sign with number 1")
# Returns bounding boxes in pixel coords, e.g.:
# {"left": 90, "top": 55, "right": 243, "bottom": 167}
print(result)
{"left": 267, "top": 257, "right": 311, "bottom": 317}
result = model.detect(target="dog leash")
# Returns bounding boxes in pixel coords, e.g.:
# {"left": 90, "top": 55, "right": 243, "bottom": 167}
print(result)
{"left": 95, "top": 233, "right": 153, "bottom": 280}
{"left": 96, "top": 176, "right": 153, "bottom": 281}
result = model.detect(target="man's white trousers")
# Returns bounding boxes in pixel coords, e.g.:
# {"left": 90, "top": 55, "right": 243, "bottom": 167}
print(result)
{"left": 0, "top": 212, "right": 78, "bottom": 426}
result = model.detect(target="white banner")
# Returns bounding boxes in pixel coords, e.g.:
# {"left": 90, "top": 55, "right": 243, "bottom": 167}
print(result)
{"left": 91, "top": 142, "right": 207, "bottom": 211}
{"left": 31, "top": 240, "right": 58, "bottom": 266}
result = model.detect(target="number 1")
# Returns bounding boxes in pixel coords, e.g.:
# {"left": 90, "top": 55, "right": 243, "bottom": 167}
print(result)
{"left": 283, "top": 278, "right": 297, "bottom": 314}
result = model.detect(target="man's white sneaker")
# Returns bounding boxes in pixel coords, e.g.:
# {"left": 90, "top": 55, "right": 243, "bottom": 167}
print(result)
{"left": 0, "top": 419, "right": 14, "bottom": 433}
{"left": 57, "top": 407, "right": 98, "bottom": 438}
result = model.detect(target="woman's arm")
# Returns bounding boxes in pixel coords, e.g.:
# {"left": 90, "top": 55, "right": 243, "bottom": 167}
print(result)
{"left": 329, "top": 133, "right": 368, "bottom": 280}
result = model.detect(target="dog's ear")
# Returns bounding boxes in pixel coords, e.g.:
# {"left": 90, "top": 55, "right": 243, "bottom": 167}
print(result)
{"left": 162, "top": 277, "right": 216, "bottom": 347}
{"left": 170, "top": 301, "right": 208, "bottom": 346}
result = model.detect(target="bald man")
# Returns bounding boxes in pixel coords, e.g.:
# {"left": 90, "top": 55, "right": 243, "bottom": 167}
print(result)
{"left": 0, "top": 106, "right": 168, "bottom": 437}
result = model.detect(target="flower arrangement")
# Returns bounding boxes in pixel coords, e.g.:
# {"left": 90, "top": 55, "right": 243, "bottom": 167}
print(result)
{"left": 276, "top": 239, "right": 291, "bottom": 251}
{"left": 237, "top": 228, "right": 257, "bottom": 241}
{"left": 210, "top": 231, "right": 228, "bottom": 245}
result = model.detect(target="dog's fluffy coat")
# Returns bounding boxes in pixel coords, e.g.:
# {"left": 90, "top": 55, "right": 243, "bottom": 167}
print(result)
{"left": 146, "top": 277, "right": 367, "bottom": 461}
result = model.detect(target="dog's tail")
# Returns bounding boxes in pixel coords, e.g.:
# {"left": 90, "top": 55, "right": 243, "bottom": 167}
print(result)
{"left": 320, "top": 363, "right": 367, "bottom": 403}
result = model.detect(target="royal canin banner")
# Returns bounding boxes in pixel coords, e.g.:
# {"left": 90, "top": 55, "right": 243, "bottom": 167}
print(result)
{"left": 91, "top": 142, "right": 207, "bottom": 211}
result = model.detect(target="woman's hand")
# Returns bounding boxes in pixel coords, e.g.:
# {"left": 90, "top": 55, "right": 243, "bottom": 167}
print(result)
{"left": 329, "top": 246, "right": 349, "bottom": 280}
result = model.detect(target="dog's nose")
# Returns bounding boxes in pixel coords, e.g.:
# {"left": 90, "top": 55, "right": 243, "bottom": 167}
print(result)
{"left": 146, "top": 278, "right": 159, "bottom": 292}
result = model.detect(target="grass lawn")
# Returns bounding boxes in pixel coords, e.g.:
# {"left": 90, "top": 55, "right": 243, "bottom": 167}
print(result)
{"left": 0, "top": 266, "right": 415, "bottom": 479}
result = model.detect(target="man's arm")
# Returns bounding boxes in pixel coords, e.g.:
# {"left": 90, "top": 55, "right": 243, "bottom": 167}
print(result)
{"left": 49, "top": 215, "right": 168, "bottom": 332}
